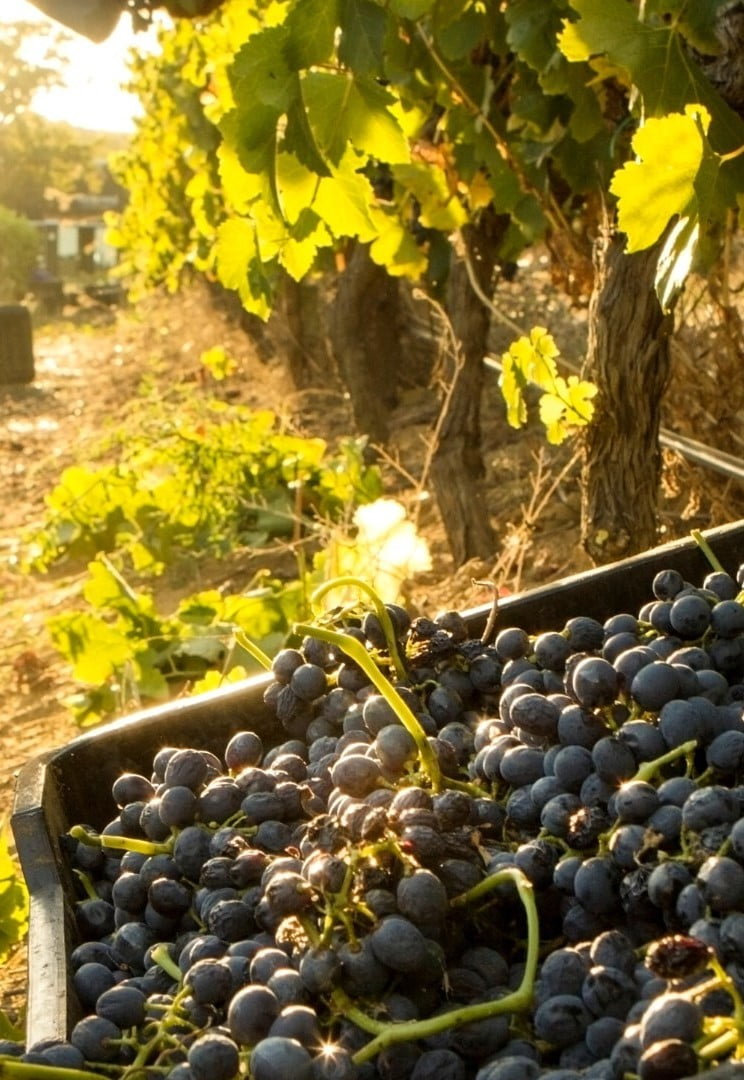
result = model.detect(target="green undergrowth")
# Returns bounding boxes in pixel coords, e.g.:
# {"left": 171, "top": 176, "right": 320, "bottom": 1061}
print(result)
{"left": 19, "top": 361, "right": 382, "bottom": 727}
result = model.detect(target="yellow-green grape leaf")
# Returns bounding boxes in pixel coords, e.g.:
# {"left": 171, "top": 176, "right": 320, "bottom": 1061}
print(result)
{"left": 392, "top": 160, "right": 468, "bottom": 231}
{"left": 537, "top": 376, "right": 596, "bottom": 444}
{"left": 538, "top": 392, "right": 572, "bottom": 445}
{"left": 507, "top": 326, "right": 561, "bottom": 391}
{"left": 563, "top": 374, "right": 598, "bottom": 423}
{"left": 47, "top": 612, "right": 134, "bottom": 685}
{"left": 0, "top": 821, "right": 28, "bottom": 967}
{"left": 284, "top": 0, "right": 340, "bottom": 69}
{"left": 499, "top": 350, "right": 529, "bottom": 430}
{"left": 368, "top": 207, "right": 428, "bottom": 278}
{"left": 218, "top": 143, "right": 263, "bottom": 214}
{"left": 610, "top": 106, "right": 710, "bottom": 253}
{"left": 314, "top": 156, "right": 378, "bottom": 241}
{"left": 215, "top": 217, "right": 258, "bottom": 294}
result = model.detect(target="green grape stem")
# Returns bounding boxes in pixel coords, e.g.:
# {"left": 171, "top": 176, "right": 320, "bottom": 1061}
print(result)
{"left": 234, "top": 630, "right": 272, "bottom": 671}
{"left": 294, "top": 622, "right": 443, "bottom": 791}
{"left": 348, "top": 868, "right": 539, "bottom": 1065}
{"left": 0, "top": 1059, "right": 108, "bottom": 1079}
{"left": 69, "top": 824, "right": 173, "bottom": 857}
{"left": 309, "top": 577, "right": 408, "bottom": 681}
{"left": 690, "top": 528, "right": 727, "bottom": 575}
{"left": 151, "top": 942, "right": 183, "bottom": 984}
{"left": 632, "top": 740, "right": 697, "bottom": 784}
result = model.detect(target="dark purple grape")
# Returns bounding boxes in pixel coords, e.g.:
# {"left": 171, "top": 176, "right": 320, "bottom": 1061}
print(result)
{"left": 533, "top": 994, "right": 592, "bottom": 1048}
{"left": 70, "top": 1016, "right": 122, "bottom": 1063}
{"left": 163, "top": 748, "right": 209, "bottom": 791}
{"left": 268, "top": 1003, "right": 320, "bottom": 1045}
{"left": 188, "top": 1031, "right": 240, "bottom": 1080}
{"left": 570, "top": 656, "right": 619, "bottom": 708}
{"left": 652, "top": 569, "right": 685, "bottom": 601}
{"left": 227, "top": 984, "right": 280, "bottom": 1044}
{"left": 251, "top": 1036, "right": 313, "bottom": 1080}
{"left": 637, "top": 1038, "right": 698, "bottom": 1080}
{"left": 112, "top": 772, "right": 155, "bottom": 806}
{"left": 639, "top": 992, "right": 703, "bottom": 1049}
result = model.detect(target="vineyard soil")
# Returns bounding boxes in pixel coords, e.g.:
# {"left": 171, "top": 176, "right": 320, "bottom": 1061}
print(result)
{"left": 1, "top": 268, "right": 742, "bottom": 1021}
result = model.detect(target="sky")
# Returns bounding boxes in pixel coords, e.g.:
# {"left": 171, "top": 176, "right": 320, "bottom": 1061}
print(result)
{"left": 0, "top": 0, "right": 160, "bottom": 133}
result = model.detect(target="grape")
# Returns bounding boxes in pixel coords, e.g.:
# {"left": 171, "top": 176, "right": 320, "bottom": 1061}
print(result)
{"left": 111, "top": 772, "right": 155, "bottom": 806}
{"left": 697, "top": 855, "right": 744, "bottom": 913}
{"left": 533, "top": 994, "right": 592, "bottom": 1047}
{"left": 95, "top": 984, "right": 146, "bottom": 1027}
{"left": 188, "top": 1031, "right": 240, "bottom": 1080}
{"left": 494, "top": 627, "right": 530, "bottom": 661}
{"left": 508, "top": 692, "right": 560, "bottom": 738}
{"left": 70, "top": 1016, "right": 122, "bottom": 1062}
{"left": 396, "top": 868, "right": 448, "bottom": 928}
{"left": 54, "top": 557, "right": 744, "bottom": 1080}
{"left": 564, "top": 616, "right": 604, "bottom": 652}
{"left": 591, "top": 736, "right": 636, "bottom": 784}
{"left": 269, "top": 1004, "right": 320, "bottom": 1044}
{"left": 581, "top": 964, "right": 637, "bottom": 1019}
{"left": 637, "top": 1038, "right": 698, "bottom": 1080}
{"left": 163, "top": 747, "right": 209, "bottom": 790}
{"left": 570, "top": 656, "right": 619, "bottom": 708}
{"left": 669, "top": 593, "right": 712, "bottom": 638}
{"left": 630, "top": 662, "right": 682, "bottom": 712}
{"left": 639, "top": 992, "right": 703, "bottom": 1048}
{"left": 250, "top": 1036, "right": 314, "bottom": 1079}
{"left": 228, "top": 984, "right": 280, "bottom": 1044}
{"left": 291, "top": 663, "right": 329, "bottom": 702}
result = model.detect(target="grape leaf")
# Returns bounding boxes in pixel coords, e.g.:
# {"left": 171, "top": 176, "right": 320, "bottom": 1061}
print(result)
{"left": 609, "top": 106, "right": 709, "bottom": 253}
{"left": 229, "top": 26, "right": 295, "bottom": 112}
{"left": 389, "top": 0, "right": 435, "bottom": 20}
{"left": 500, "top": 328, "right": 596, "bottom": 443}
{"left": 368, "top": 207, "right": 428, "bottom": 277}
{"left": 0, "top": 821, "right": 28, "bottom": 972}
{"left": 48, "top": 612, "right": 134, "bottom": 684}
{"left": 560, "top": 0, "right": 744, "bottom": 154}
{"left": 285, "top": 87, "right": 332, "bottom": 178}
{"left": 338, "top": 0, "right": 387, "bottom": 76}
{"left": 218, "top": 143, "right": 263, "bottom": 211}
{"left": 284, "top": 0, "right": 340, "bottom": 69}
{"left": 646, "top": 0, "right": 731, "bottom": 54}
{"left": 303, "top": 72, "right": 410, "bottom": 166}
{"left": 275, "top": 151, "right": 320, "bottom": 224}
{"left": 393, "top": 160, "right": 468, "bottom": 230}
{"left": 215, "top": 217, "right": 258, "bottom": 294}
{"left": 313, "top": 154, "right": 379, "bottom": 240}
{"left": 538, "top": 376, "right": 597, "bottom": 444}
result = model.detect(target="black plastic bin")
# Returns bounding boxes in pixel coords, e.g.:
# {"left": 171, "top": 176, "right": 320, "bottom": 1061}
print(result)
{"left": 11, "top": 519, "right": 744, "bottom": 1050}
{"left": 0, "top": 304, "right": 34, "bottom": 384}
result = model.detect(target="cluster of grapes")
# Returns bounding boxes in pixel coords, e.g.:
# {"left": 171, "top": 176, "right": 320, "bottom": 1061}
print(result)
{"left": 6, "top": 558, "right": 744, "bottom": 1079}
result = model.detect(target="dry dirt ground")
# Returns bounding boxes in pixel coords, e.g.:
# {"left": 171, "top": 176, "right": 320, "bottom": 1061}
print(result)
{"left": 1, "top": 268, "right": 743, "bottom": 1022}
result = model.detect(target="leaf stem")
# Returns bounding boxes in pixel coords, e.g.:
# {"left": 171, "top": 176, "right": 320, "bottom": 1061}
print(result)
{"left": 349, "top": 868, "right": 538, "bottom": 1065}
{"left": 310, "top": 577, "right": 408, "bottom": 681}
{"left": 234, "top": 630, "right": 272, "bottom": 671}
{"left": 294, "top": 622, "right": 442, "bottom": 790}
{"left": 69, "top": 824, "right": 172, "bottom": 857}
{"left": 690, "top": 529, "right": 726, "bottom": 574}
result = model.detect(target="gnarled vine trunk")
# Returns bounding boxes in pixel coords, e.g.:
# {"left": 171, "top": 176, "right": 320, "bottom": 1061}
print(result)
{"left": 581, "top": 231, "right": 673, "bottom": 563}
{"left": 429, "top": 217, "right": 502, "bottom": 566}
{"left": 329, "top": 243, "right": 404, "bottom": 446}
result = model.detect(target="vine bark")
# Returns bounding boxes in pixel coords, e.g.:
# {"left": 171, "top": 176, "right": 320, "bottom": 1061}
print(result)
{"left": 581, "top": 231, "right": 673, "bottom": 563}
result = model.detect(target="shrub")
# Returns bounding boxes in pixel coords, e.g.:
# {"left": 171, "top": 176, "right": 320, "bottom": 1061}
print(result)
{"left": 0, "top": 205, "right": 40, "bottom": 302}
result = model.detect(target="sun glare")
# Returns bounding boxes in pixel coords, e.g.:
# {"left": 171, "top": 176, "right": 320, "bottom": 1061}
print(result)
{"left": 1, "top": 0, "right": 161, "bottom": 133}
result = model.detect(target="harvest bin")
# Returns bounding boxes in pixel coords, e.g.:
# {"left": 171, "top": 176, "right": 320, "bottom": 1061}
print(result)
{"left": 11, "top": 519, "right": 744, "bottom": 1054}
